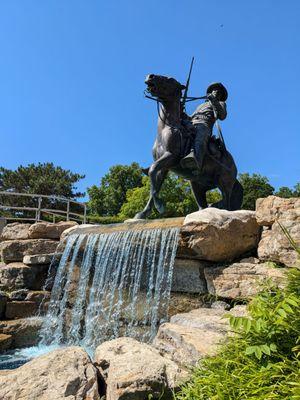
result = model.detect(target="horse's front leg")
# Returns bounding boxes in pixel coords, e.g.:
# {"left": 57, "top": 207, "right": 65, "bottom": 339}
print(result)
{"left": 134, "top": 152, "right": 177, "bottom": 219}
{"left": 134, "top": 167, "right": 168, "bottom": 219}
{"left": 134, "top": 162, "right": 168, "bottom": 219}
{"left": 149, "top": 151, "right": 177, "bottom": 214}
{"left": 134, "top": 196, "right": 154, "bottom": 220}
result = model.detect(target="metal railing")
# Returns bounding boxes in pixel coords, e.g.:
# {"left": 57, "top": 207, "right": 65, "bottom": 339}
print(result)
{"left": 0, "top": 191, "right": 87, "bottom": 224}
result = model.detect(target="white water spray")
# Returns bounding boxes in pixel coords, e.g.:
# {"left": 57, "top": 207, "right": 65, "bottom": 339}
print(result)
{"left": 39, "top": 227, "right": 179, "bottom": 351}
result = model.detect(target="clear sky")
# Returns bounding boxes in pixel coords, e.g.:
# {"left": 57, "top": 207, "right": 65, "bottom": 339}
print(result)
{"left": 0, "top": 1, "right": 299, "bottom": 197}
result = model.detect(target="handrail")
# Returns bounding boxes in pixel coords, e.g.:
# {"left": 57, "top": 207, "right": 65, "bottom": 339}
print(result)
{"left": 0, "top": 191, "right": 87, "bottom": 224}
{"left": 0, "top": 191, "right": 83, "bottom": 205}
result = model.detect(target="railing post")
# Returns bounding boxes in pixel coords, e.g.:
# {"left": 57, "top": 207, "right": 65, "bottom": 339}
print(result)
{"left": 66, "top": 200, "right": 70, "bottom": 221}
{"left": 37, "top": 197, "right": 42, "bottom": 222}
{"left": 83, "top": 204, "right": 87, "bottom": 224}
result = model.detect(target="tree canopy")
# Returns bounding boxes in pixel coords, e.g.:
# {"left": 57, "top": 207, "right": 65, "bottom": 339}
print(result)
{"left": 88, "top": 165, "right": 300, "bottom": 219}
{"left": 0, "top": 163, "right": 85, "bottom": 198}
{"left": 119, "top": 174, "right": 222, "bottom": 220}
{"left": 275, "top": 183, "right": 300, "bottom": 198}
{"left": 87, "top": 163, "right": 143, "bottom": 216}
{"left": 0, "top": 162, "right": 85, "bottom": 219}
{"left": 238, "top": 173, "right": 275, "bottom": 210}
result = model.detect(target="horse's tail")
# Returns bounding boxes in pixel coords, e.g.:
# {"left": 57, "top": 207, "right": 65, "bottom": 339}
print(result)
{"left": 142, "top": 167, "right": 150, "bottom": 176}
{"left": 230, "top": 179, "right": 244, "bottom": 210}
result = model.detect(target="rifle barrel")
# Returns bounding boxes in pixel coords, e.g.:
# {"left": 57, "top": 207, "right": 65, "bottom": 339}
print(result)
{"left": 182, "top": 57, "right": 195, "bottom": 110}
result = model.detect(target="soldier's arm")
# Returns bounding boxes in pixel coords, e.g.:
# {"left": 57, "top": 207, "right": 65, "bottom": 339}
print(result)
{"left": 210, "top": 100, "right": 227, "bottom": 120}
{"left": 191, "top": 104, "right": 201, "bottom": 119}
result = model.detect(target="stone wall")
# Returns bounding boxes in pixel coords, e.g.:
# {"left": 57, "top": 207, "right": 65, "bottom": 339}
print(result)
{"left": 0, "top": 221, "right": 76, "bottom": 350}
{"left": 172, "top": 197, "right": 299, "bottom": 299}
{"left": 0, "top": 197, "right": 299, "bottom": 399}
{"left": 0, "top": 196, "right": 299, "bottom": 352}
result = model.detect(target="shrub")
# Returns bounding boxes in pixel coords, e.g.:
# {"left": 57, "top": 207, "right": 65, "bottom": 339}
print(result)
{"left": 176, "top": 268, "right": 300, "bottom": 400}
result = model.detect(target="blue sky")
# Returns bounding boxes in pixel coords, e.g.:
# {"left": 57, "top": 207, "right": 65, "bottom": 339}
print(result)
{"left": 0, "top": 1, "right": 299, "bottom": 197}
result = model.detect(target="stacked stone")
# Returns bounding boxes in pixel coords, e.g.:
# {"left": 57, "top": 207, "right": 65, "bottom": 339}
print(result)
{"left": 155, "top": 197, "right": 299, "bottom": 368}
{"left": 173, "top": 197, "right": 300, "bottom": 300}
{"left": 0, "top": 221, "right": 76, "bottom": 351}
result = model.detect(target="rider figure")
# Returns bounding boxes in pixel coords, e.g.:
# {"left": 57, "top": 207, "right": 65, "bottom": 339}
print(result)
{"left": 181, "top": 82, "right": 228, "bottom": 171}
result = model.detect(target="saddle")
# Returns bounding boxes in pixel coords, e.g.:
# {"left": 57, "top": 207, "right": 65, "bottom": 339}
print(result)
{"left": 207, "top": 135, "right": 225, "bottom": 159}
{"left": 182, "top": 132, "right": 224, "bottom": 160}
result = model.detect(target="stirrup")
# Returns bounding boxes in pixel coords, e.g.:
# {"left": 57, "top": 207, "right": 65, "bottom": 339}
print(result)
{"left": 180, "top": 151, "right": 199, "bottom": 170}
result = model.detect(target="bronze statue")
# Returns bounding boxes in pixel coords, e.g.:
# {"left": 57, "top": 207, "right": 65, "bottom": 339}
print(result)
{"left": 134, "top": 74, "right": 243, "bottom": 220}
{"left": 181, "top": 82, "right": 227, "bottom": 171}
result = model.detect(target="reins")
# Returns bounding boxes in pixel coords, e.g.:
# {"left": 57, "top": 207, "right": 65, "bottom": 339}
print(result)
{"left": 144, "top": 90, "right": 181, "bottom": 130}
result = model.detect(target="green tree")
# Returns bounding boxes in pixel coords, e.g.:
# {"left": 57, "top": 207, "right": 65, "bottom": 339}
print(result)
{"left": 239, "top": 173, "right": 274, "bottom": 210}
{"left": 0, "top": 162, "right": 85, "bottom": 198}
{"left": 275, "top": 183, "right": 300, "bottom": 198}
{"left": 119, "top": 173, "right": 221, "bottom": 220}
{"left": 293, "top": 183, "right": 300, "bottom": 197}
{"left": 0, "top": 163, "right": 85, "bottom": 219}
{"left": 275, "top": 186, "right": 294, "bottom": 198}
{"left": 87, "top": 163, "right": 143, "bottom": 216}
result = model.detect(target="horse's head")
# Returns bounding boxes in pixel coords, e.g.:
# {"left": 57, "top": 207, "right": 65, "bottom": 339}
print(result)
{"left": 145, "top": 74, "right": 185, "bottom": 101}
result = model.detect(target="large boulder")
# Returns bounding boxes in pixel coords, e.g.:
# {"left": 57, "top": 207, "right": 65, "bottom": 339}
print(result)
{"left": 153, "top": 306, "right": 246, "bottom": 367}
{"left": 28, "top": 221, "right": 78, "bottom": 240}
{"left": 25, "top": 290, "right": 51, "bottom": 303}
{"left": 153, "top": 308, "right": 227, "bottom": 366}
{"left": 258, "top": 220, "right": 300, "bottom": 268}
{"left": 171, "top": 258, "right": 208, "bottom": 294}
{"left": 0, "top": 333, "right": 12, "bottom": 351}
{"left": 0, "top": 239, "right": 58, "bottom": 263}
{"left": 204, "top": 260, "right": 287, "bottom": 299}
{"left": 94, "top": 337, "right": 187, "bottom": 400}
{"left": 5, "top": 301, "right": 38, "bottom": 319}
{"left": 60, "top": 224, "right": 93, "bottom": 242}
{"left": 179, "top": 208, "right": 261, "bottom": 262}
{"left": 0, "top": 221, "right": 77, "bottom": 241}
{"left": 23, "top": 253, "right": 57, "bottom": 265}
{"left": 1, "top": 223, "right": 32, "bottom": 241}
{"left": 0, "top": 262, "right": 48, "bottom": 290}
{"left": 256, "top": 196, "right": 300, "bottom": 267}
{"left": 256, "top": 196, "right": 300, "bottom": 226}
{"left": 168, "top": 292, "right": 209, "bottom": 317}
{"left": 0, "top": 317, "right": 43, "bottom": 348}
{"left": 0, "top": 346, "right": 100, "bottom": 400}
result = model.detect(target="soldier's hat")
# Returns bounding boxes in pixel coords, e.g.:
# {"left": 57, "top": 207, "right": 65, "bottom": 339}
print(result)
{"left": 206, "top": 82, "right": 228, "bottom": 101}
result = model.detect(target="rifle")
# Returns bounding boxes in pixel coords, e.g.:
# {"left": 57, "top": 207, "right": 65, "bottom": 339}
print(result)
{"left": 181, "top": 57, "right": 195, "bottom": 112}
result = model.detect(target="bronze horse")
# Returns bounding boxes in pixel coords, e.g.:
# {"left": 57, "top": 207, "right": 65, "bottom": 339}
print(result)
{"left": 134, "top": 74, "right": 243, "bottom": 219}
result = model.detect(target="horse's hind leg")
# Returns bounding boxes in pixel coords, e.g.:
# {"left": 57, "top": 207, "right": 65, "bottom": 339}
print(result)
{"left": 218, "top": 178, "right": 235, "bottom": 210}
{"left": 230, "top": 179, "right": 244, "bottom": 210}
{"left": 190, "top": 181, "right": 208, "bottom": 209}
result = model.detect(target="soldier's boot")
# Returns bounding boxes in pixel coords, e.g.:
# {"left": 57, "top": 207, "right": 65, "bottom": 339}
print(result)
{"left": 180, "top": 150, "right": 199, "bottom": 171}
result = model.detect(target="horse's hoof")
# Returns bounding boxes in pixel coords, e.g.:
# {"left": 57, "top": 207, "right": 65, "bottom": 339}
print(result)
{"left": 133, "top": 212, "right": 146, "bottom": 220}
{"left": 154, "top": 197, "right": 165, "bottom": 214}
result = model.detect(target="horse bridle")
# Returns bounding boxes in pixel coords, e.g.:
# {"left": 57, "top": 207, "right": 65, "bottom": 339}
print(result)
{"left": 144, "top": 89, "right": 182, "bottom": 130}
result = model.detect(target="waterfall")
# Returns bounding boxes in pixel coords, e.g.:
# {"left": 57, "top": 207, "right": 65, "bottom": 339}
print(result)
{"left": 39, "top": 227, "right": 179, "bottom": 352}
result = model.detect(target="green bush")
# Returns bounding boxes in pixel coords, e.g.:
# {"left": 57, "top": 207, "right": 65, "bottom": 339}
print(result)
{"left": 86, "top": 215, "right": 123, "bottom": 225}
{"left": 176, "top": 268, "right": 300, "bottom": 400}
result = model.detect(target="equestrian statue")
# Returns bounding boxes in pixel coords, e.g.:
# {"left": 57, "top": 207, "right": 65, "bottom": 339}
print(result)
{"left": 134, "top": 63, "right": 243, "bottom": 220}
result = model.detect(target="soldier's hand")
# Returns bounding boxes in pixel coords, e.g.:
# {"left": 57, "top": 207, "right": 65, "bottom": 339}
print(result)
{"left": 207, "top": 90, "right": 218, "bottom": 101}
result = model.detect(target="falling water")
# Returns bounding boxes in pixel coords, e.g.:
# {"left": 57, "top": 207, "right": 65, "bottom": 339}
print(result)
{"left": 39, "top": 227, "right": 179, "bottom": 352}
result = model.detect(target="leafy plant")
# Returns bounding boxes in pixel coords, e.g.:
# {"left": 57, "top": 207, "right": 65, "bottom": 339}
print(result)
{"left": 176, "top": 268, "right": 300, "bottom": 400}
